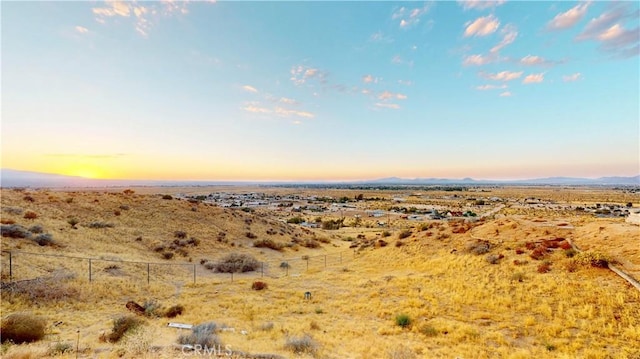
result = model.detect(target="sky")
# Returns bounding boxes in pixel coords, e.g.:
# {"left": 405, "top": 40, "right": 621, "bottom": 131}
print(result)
{"left": 1, "top": 1, "right": 639, "bottom": 181}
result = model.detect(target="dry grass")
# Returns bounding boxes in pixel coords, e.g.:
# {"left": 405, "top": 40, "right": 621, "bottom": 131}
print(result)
{"left": 1, "top": 187, "right": 639, "bottom": 358}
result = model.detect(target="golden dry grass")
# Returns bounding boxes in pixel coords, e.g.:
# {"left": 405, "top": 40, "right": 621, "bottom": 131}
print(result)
{"left": 1, "top": 187, "right": 639, "bottom": 358}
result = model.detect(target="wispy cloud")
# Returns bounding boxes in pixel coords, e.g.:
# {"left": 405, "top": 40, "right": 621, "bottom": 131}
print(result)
{"left": 374, "top": 103, "right": 401, "bottom": 110}
{"left": 279, "top": 97, "right": 297, "bottom": 104}
{"left": 499, "top": 91, "right": 512, "bottom": 97}
{"left": 575, "top": 4, "right": 639, "bottom": 58}
{"left": 362, "top": 74, "right": 379, "bottom": 84}
{"left": 490, "top": 24, "right": 517, "bottom": 53}
{"left": 562, "top": 73, "right": 582, "bottom": 82}
{"left": 480, "top": 71, "right": 523, "bottom": 81}
{"left": 463, "top": 54, "right": 496, "bottom": 66}
{"left": 391, "top": 55, "right": 413, "bottom": 66}
{"left": 476, "top": 84, "right": 507, "bottom": 90}
{"left": 519, "top": 55, "right": 562, "bottom": 66}
{"left": 243, "top": 104, "right": 271, "bottom": 114}
{"left": 242, "top": 85, "right": 258, "bottom": 93}
{"left": 458, "top": 0, "right": 506, "bottom": 11}
{"left": 522, "top": 73, "right": 545, "bottom": 84}
{"left": 290, "top": 65, "right": 328, "bottom": 86}
{"left": 377, "top": 91, "right": 407, "bottom": 101}
{"left": 546, "top": 2, "right": 590, "bottom": 31}
{"left": 75, "top": 26, "right": 89, "bottom": 34}
{"left": 369, "top": 31, "right": 393, "bottom": 43}
{"left": 392, "top": 3, "right": 433, "bottom": 29}
{"left": 464, "top": 15, "right": 500, "bottom": 37}
{"left": 274, "top": 107, "right": 314, "bottom": 118}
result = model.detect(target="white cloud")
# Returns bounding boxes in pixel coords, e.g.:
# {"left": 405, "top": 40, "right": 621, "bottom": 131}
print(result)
{"left": 393, "top": 3, "right": 432, "bottom": 29}
{"left": 463, "top": 54, "right": 495, "bottom": 66}
{"left": 377, "top": 91, "right": 407, "bottom": 101}
{"left": 522, "top": 73, "right": 544, "bottom": 84}
{"left": 279, "top": 97, "right": 297, "bottom": 104}
{"left": 242, "top": 85, "right": 258, "bottom": 93}
{"left": 490, "top": 24, "right": 517, "bottom": 53}
{"left": 369, "top": 31, "right": 393, "bottom": 43}
{"left": 499, "top": 91, "right": 512, "bottom": 97}
{"left": 519, "top": 54, "right": 562, "bottom": 66}
{"left": 243, "top": 104, "right": 271, "bottom": 114}
{"left": 75, "top": 26, "right": 89, "bottom": 34}
{"left": 476, "top": 84, "right": 507, "bottom": 90}
{"left": 375, "top": 103, "right": 401, "bottom": 110}
{"left": 362, "top": 74, "right": 379, "bottom": 84}
{"left": 562, "top": 73, "right": 582, "bottom": 82}
{"left": 274, "top": 107, "right": 314, "bottom": 118}
{"left": 546, "top": 2, "right": 590, "bottom": 31}
{"left": 575, "top": 4, "right": 639, "bottom": 58}
{"left": 458, "top": 0, "right": 506, "bottom": 11}
{"left": 464, "top": 15, "right": 500, "bottom": 37}
{"left": 480, "top": 71, "right": 523, "bottom": 81}
{"left": 290, "top": 65, "right": 328, "bottom": 86}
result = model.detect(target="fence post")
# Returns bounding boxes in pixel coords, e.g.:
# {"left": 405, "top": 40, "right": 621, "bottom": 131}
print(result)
{"left": 261, "top": 262, "right": 264, "bottom": 278}
{"left": 286, "top": 264, "right": 288, "bottom": 277}
{"left": 193, "top": 264, "right": 196, "bottom": 284}
{"left": 306, "top": 258, "right": 309, "bottom": 270}
{"left": 9, "top": 252, "right": 13, "bottom": 282}
{"left": 340, "top": 252, "right": 342, "bottom": 264}
{"left": 147, "top": 263, "right": 150, "bottom": 284}
{"left": 324, "top": 255, "right": 327, "bottom": 268}
{"left": 88, "top": 259, "right": 92, "bottom": 282}
{"left": 231, "top": 272, "right": 233, "bottom": 282}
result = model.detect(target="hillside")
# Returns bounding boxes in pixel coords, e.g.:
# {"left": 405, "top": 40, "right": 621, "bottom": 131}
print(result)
{"left": 1, "top": 188, "right": 639, "bottom": 358}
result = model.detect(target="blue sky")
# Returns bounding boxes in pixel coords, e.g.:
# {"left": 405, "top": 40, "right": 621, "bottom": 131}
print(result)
{"left": 2, "top": 1, "right": 639, "bottom": 181}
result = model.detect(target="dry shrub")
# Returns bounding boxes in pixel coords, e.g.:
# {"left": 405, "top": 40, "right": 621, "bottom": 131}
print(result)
{"left": 513, "top": 259, "right": 528, "bottom": 266}
{"left": 560, "top": 241, "right": 573, "bottom": 250}
{"left": 530, "top": 246, "right": 547, "bottom": 260}
{"left": 467, "top": 240, "right": 490, "bottom": 255}
{"left": 301, "top": 239, "right": 320, "bottom": 248}
{"left": 23, "top": 211, "right": 38, "bottom": 220}
{"left": 515, "top": 248, "right": 524, "bottom": 255}
{"left": 253, "top": 239, "right": 284, "bottom": 251}
{"left": 565, "top": 260, "right": 578, "bottom": 273}
{"left": 1, "top": 313, "right": 46, "bottom": 344}
{"left": 524, "top": 242, "right": 536, "bottom": 250}
{"left": 2, "top": 273, "right": 79, "bottom": 303}
{"left": 284, "top": 334, "right": 318, "bottom": 355}
{"left": 1, "top": 219, "right": 16, "bottom": 225}
{"left": 245, "top": 232, "right": 258, "bottom": 239}
{"left": 165, "top": 305, "right": 184, "bottom": 318}
{"left": 177, "top": 322, "right": 222, "bottom": 348}
{"left": 1, "top": 224, "right": 32, "bottom": 239}
{"left": 251, "top": 281, "right": 268, "bottom": 291}
{"left": 574, "top": 252, "right": 611, "bottom": 268}
{"left": 101, "top": 316, "right": 143, "bottom": 343}
{"left": 537, "top": 263, "right": 552, "bottom": 273}
{"left": 398, "top": 229, "right": 412, "bottom": 239}
{"left": 174, "top": 231, "right": 187, "bottom": 239}
{"left": 213, "top": 253, "right": 259, "bottom": 273}
{"left": 486, "top": 254, "right": 504, "bottom": 264}
{"left": 87, "top": 221, "right": 114, "bottom": 229}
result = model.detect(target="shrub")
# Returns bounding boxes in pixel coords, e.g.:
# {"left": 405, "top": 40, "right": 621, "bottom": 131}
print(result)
{"left": 49, "top": 342, "right": 73, "bottom": 355}
{"left": 398, "top": 229, "right": 412, "bottom": 239}
{"left": 395, "top": 240, "right": 404, "bottom": 247}
{"left": 382, "top": 231, "right": 391, "bottom": 238}
{"left": 565, "top": 260, "right": 578, "bottom": 273}
{"left": 119, "top": 205, "right": 130, "bottom": 210}
{"left": 284, "top": 334, "right": 318, "bottom": 355}
{"left": 301, "top": 239, "right": 320, "bottom": 248}
{"left": 565, "top": 248, "right": 577, "bottom": 258}
{"left": 23, "top": 211, "right": 38, "bottom": 220}
{"left": 34, "top": 233, "right": 55, "bottom": 246}
{"left": 280, "top": 262, "right": 290, "bottom": 269}
{"left": 467, "top": 240, "right": 490, "bottom": 255}
{"left": 486, "top": 254, "right": 503, "bottom": 264}
{"left": 1, "top": 219, "right": 15, "bottom": 225}
{"left": 28, "top": 225, "right": 43, "bottom": 234}
{"left": 395, "top": 314, "right": 411, "bottom": 328}
{"left": 1, "top": 224, "right": 32, "bottom": 239}
{"left": 322, "top": 219, "right": 343, "bottom": 230}
{"left": 187, "top": 237, "right": 200, "bottom": 246}
{"left": 537, "top": 263, "right": 552, "bottom": 273}
{"left": 178, "top": 322, "right": 222, "bottom": 348}
{"left": 174, "top": 231, "right": 187, "bottom": 239}
{"left": 23, "top": 195, "right": 35, "bottom": 202}
{"left": 560, "top": 241, "right": 573, "bottom": 250}
{"left": 2, "top": 273, "right": 79, "bottom": 303}
{"left": 165, "top": 305, "right": 184, "bottom": 318}
{"left": 530, "top": 246, "right": 547, "bottom": 260}
{"left": 513, "top": 259, "right": 528, "bottom": 266}
{"left": 87, "top": 221, "right": 114, "bottom": 229}
{"left": 515, "top": 248, "right": 524, "bottom": 255}
{"left": 213, "top": 253, "right": 260, "bottom": 273}
{"left": 254, "top": 239, "right": 284, "bottom": 251}
{"left": 251, "top": 281, "right": 268, "bottom": 290}
{"left": 245, "top": 232, "right": 258, "bottom": 239}
{"left": 102, "top": 316, "right": 143, "bottom": 343}
{"left": 511, "top": 272, "right": 526, "bottom": 282}
{"left": 421, "top": 325, "right": 438, "bottom": 337}
{"left": 1, "top": 313, "right": 46, "bottom": 344}
{"left": 162, "top": 195, "right": 173, "bottom": 200}
{"left": 67, "top": 218, "right": 79, "bottom": 228}
{"left": 4, "top": 207, "right": 23, "bottom": 215}
{"left": 142, "top": 300, "right": 162, "bottom": 318}
{"left": 575, "top": 252, "right": 611, "bottom": 268}
{"left": 162, "top": 252, "right": 174, "bottom": 260}
{"left": 287, "top": 216, "right": 304, "bottom": 224}
{"left": 258, "top": 322, "right": 274, "bottom": 331}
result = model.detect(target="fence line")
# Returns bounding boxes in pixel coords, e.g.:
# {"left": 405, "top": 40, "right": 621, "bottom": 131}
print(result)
{"left": 0, "top": 249, "right": 358, "bottom": 285}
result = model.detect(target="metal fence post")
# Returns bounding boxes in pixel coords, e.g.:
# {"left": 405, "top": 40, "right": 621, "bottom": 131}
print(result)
{"left": 261, "top": 262, "right": 264, "bottom": 278}
{"left": 147, "top": 263, "right": 150, "bottom": 284}
{"left": 9, "top": 252, "right": 13, "bottom": 282}
{"left": 306, "top": 258, "right": 309, "bottom": 270}
{"left": 340, "top": 252, "right": 342, "bottom": 264}
{"left": 193, "top": 264, "right": 196, "bottom": 284}
{"left": 88, "top": 259, "right": 92, "bottom": 282}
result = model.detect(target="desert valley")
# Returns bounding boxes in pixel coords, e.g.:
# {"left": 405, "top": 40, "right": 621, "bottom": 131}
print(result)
{"left": 1, "top": 184, "right": 639, "bottom": 358}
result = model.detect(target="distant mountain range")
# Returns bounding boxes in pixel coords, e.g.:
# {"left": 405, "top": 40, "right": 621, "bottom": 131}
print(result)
{"left": 1, "top": 169, "right": 639, "bottom": 188}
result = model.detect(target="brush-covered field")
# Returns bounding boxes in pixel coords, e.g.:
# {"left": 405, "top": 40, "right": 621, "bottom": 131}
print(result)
{"left": 1, "top": 187, "right": 639, "bottom": 358}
